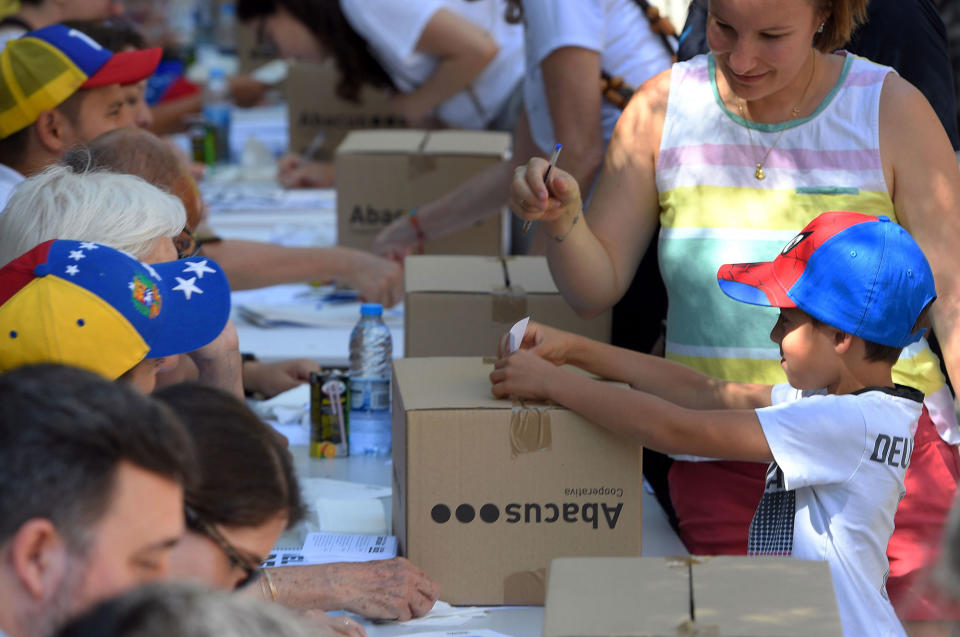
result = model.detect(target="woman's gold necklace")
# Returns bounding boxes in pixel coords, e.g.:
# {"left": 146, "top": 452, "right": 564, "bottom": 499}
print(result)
{"left": 737, "top": 52, "right": 817, "bottom": 180}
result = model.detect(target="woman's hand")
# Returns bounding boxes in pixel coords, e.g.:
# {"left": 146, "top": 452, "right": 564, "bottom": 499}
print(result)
{"left": 243, "top": 358, "right": 320, "bottom": 398}
{"left": 337, "top": 250, "right": 404, "bottom": 308}
{"left": 509, "top": 158, "right": 583, "bottom": 231}
{"left": 497, "top": 320, "right": 577, "bottom": 366}
{"left": 319, "top": 559, "right": 439, "bottom": 621}
{"left": 490, "top": 349, "right": 563, "bottom": 402}
{"left": 278, "top": 156, "right": 336, "bottom": 188}
{"left": 372, "top": 216, "right": 418, "bottom": 259}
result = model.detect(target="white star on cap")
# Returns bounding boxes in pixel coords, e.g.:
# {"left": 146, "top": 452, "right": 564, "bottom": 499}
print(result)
{"left": 78, "top": 242, "right": 99, "bottom": 250}
{"left": 182, "top": 259, "right": 216, "bottom": 279}
{"left": 65, "top": 265, "right": 79, "bottom": 276}
{"left": 68, "top": 250, "right": 85, "bottom": 261}
{"left": 173, "top": 276, "right": 203, "bottom": 300}
{"left": 142, "top": 262, "right": 162, "bottom": 281}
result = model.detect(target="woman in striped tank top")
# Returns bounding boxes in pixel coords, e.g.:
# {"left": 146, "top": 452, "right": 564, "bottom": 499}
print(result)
{"left": 510, "top": 0, "right": 960, "bottom": 633}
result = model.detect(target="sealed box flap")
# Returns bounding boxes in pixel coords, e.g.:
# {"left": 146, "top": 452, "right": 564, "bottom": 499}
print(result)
{"left": 405, "top": 256, "right": 505, "bottom": 293}
{"left": 543, "top": 557, "right": 689, "bottom": 637}
{"left": 336, "top": 130, "right": 425, "bottom": 155}
{"left": 422, "top": 130, "right": 511, "bottom": 158}
{"left": 394, "top": 357, "right": 550, "bottom": 411}
{"left": 693, "top": 557, "right": 842, "bottom": 635}
{"left": 505, "top": 256, "right": 559, "bottom": 294}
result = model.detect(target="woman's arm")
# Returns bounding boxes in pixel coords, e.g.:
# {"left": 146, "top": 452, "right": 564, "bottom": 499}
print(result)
{"left": 541, "top": 46, "right": 606, "bottom": 190}
{"left": 490, "top": 350, "right": 773, "bottom": 462}
{"left": 882, "top": 74, "right": 960, "bottom": 387}
{"left": 511, "top": 70, "right": 672, "bottom": 317}
{"left": 392, "top": 8, "right": 498, "bottom": 124}
{"left": 372, "top": 110, "right": 540, "bottom": 256}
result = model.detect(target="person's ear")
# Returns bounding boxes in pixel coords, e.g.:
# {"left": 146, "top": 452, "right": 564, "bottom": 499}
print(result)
{"left": 833, "top": 329, "right": 853, "bottom": 354}
{"left": 33, "top": 109, "right": 75, "bottom": 155}
{"left": 9, "top": 519, "right": 69, "bottom": 599}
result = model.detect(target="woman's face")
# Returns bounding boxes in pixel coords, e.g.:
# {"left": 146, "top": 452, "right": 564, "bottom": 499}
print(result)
{"left": 261, "top": 6, "right": 326, "bottom": 62}
{"left": 706, "top": 0, "right": 824, "bottom": 102}
{"left": 169, "top": 513, "right": 288, "bottom": 591}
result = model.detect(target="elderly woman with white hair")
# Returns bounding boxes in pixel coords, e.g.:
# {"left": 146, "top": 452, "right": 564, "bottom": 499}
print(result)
{"left": 0, "top": 164, "right": 244, "bottom": 397}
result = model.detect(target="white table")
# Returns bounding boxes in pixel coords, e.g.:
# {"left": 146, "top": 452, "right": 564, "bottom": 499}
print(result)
{"left": 284, "top": 445, "right": 686, "bottom": 637}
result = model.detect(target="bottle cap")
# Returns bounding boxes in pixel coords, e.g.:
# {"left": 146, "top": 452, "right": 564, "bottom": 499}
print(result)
{"left": 360, "top": 303, "right": 383, "bottom": 317}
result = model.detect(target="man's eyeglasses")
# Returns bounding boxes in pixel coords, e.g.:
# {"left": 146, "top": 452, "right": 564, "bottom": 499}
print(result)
{"left": 174, "top": 230, "right": 201, "bottom": 260}
{"left": 184, "top": 504, "right": 263, "bottom": 590}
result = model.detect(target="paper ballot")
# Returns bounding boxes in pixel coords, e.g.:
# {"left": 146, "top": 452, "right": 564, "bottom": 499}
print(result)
{"left": 508, "top": 317, "right": 530, "bottom": 353}
{"left": 301, "top": 532, "right": 397, "bottom": 563}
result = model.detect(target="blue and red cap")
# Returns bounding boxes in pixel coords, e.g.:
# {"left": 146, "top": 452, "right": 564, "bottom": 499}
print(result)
{"left": 0, "top": 240, "right": 231, "bottom": 380}
{"left": 717, "top": 211, "right": 936, "bottom": 348}
{"left": 0, "top": 24, "right": 162, "bottom": 138}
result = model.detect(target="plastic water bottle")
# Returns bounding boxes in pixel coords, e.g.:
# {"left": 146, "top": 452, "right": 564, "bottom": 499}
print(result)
{"left": 202, "top": 68, "right": 232, "bottom": 164}
{"left": 349, "top": 304, "right": 393, "bottom": 455}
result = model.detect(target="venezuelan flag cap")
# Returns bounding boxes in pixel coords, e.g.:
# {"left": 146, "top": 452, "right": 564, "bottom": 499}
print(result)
{"left": 718, "top": 211, "right": 937, "bottom": 348}
{"left": 0, "top": 24, "right": 162, "bottom": 139}
{"left": 0, "top": 240, "right": 231, "bottom": 380}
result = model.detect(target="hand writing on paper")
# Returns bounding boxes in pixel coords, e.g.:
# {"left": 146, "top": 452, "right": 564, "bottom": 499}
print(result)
{"left": 319, "top": 558, "right": 439, "bottom": 621}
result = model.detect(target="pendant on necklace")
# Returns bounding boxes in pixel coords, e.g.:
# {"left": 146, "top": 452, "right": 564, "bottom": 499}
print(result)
{"left": 754, "top": 164, "right": 765, "bottom": 180}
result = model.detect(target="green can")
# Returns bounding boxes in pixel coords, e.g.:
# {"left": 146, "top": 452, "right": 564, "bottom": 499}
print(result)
{"left": 310, "top": 370, "right": 349, "bottom": 458}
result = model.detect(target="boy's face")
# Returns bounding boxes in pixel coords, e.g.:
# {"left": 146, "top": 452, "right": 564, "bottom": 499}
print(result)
{"left": 769, "top": 308, "right": 839, "bottom": 390}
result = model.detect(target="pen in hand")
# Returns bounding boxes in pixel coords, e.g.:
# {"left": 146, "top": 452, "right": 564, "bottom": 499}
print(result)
{"left": 522, "top": 143, "right": 563, "bottom": 235}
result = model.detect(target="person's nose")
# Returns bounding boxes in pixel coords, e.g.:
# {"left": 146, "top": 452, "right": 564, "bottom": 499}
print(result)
{"left": 727, "top": 37, "right": 758, "bottom": 75}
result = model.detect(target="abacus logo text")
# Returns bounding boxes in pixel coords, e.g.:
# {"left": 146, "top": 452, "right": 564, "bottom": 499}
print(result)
{"left": 430, "top": 501, "right": 624, "bottom": 530}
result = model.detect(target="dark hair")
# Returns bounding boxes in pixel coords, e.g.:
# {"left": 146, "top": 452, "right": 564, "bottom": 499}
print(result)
{"left": 236, "top": 0, "right": 395, "bottom": 103}
{"left": 61, "top": 19, "right": 147, "bottom": 53}
{"left": 152, "top": 383, "right": 306, "bottom": 530}
{"left": 55, "top": 582, "right": 311, "bottom": 637}
{"left": 811, "top": 0, "right": 869, "bottom": 53}
{"left": 0, "top": 364, "right": 196, "bottom": 550}
{"left": 808, "top": 316, "right": 904, "bottom": 364}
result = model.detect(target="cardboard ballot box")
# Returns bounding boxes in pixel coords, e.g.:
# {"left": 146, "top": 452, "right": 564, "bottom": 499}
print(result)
{"left": 543, "top": 556, "right": 843, "bottom": 636}
{"left": 404, "top": 256, "right": 611, "bottom": 357}
{"left": 286, "top": 61, "right": 406, "bottom": 159}
{"left": 392, "top": 357, "right": 643, "bottom": 605}
{"left": 336, "top": 130, "right": 508, "bottom": 256}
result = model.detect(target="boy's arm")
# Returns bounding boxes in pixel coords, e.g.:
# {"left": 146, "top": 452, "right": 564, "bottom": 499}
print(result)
{"left": 513, "top": 322, "right": 773, "bottom": 410}
{"left": 490, "top": 350, "right": 774, "bottom": 462}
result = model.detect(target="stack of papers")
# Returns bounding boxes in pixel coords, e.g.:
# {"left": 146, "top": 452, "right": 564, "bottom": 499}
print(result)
{"left": 302, "top": 532, "right": 397, "bottom": 563}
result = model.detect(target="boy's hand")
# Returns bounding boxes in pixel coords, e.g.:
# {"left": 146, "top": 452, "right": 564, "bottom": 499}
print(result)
{"left": 497, "top": 321, "right": 576, "bottom": 365}
{"left": 490, "top": 350, "right": 561, "bottom": 401}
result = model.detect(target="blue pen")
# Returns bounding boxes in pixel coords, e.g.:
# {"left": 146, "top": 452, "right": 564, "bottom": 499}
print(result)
{"left": 522, "top": 143, "right": 563, "bottom": 235}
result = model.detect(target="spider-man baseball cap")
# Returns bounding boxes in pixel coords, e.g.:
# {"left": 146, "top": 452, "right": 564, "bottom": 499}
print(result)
{"left": 717, "top": 211, "right": 936, "bottom": 348}
{"left": 0, "top": 240, "right": 231, "bottom": 380}
{"left": 0, "top": 24, "right": 162, "bottom": 138}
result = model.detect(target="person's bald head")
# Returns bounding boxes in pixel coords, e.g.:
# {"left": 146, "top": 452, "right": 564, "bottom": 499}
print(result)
{"left": 61, "top": 128, "right": 202, "bottom": 231}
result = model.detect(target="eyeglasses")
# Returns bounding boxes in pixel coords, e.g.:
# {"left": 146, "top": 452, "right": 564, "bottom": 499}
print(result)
{"left": 184, "top": 505, "right": 263, "bottom": 590}
{"left": 174, "top": 230, "right": 201, "bottom": 260}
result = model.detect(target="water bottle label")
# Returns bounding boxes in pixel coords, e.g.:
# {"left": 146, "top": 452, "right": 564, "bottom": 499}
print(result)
{"left": 350, "top": 379, "right": 390, "bottom": 411}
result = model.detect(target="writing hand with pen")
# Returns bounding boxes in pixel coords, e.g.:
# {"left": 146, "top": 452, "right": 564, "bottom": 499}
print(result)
{"left": 510, "top": 146, "right": 584, "bottom": 244}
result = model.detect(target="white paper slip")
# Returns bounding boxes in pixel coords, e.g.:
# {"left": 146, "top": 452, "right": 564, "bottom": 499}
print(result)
{"left": 300, "top": 477, "right": 392, "bottom": 501}
{"left": 315, "top": 498, "right": 388, "bottom": 535}
{"left": 302, "top": 532, "right": 397, "bottom": 562}
{"left": 508, "top": 316, "right": 530, "bottom": 353}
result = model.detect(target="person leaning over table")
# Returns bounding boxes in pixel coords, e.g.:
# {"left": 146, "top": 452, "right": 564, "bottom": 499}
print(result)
{"left": 236, "top": 0, "right": 524, "bottom": 189}
{"left": 155, "top": 383, "right": 439, "bottom": 633}
{"left": 0, "top": 365, "right": 196, "bottom": 637}
{"left": 509, "top": 0, "right": 960, "bottom": 635}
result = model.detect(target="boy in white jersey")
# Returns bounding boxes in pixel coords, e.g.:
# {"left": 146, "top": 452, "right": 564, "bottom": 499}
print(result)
{"left": 490, "top": 210, "right": 934, "bottom": 636}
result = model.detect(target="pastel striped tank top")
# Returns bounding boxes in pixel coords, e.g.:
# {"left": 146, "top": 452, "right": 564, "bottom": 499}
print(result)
{"left": 657, "top": 53, "right": 959, "bottom": 445}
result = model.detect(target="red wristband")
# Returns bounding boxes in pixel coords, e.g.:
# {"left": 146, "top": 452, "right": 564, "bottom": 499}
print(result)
{"left": 408, "top": 213, "right": 426, "bottom": 254}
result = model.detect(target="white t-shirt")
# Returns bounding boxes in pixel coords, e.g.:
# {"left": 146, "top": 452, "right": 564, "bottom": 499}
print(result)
{"left": 0, "top": 163, "right": 24, "bottom": 212}
{"left": 521, "top": 0, "right": 673, "bottom": 153}
{"left": 754, "top": 384, "right": 923, "bottom": 637}
{"left": 338, "top": 0, "right": 524, "bottom": 129}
